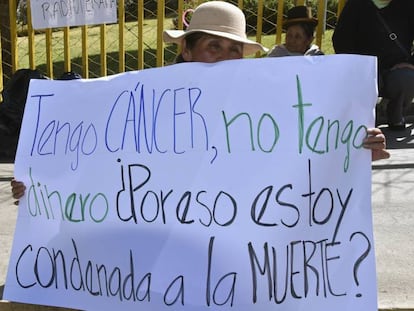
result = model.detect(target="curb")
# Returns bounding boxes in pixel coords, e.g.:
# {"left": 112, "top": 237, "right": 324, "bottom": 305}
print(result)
{"left": 0, "top": 301, "right": 76, "bottom": 310}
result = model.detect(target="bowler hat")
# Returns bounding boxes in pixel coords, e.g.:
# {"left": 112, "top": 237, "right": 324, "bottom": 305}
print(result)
{"left": 283, "top": 6, "right": 318, "bottom": 28}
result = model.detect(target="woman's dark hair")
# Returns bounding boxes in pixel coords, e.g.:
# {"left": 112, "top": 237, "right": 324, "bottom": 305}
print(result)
{"left": 57, "top": 71, "right": 82, "bottom": 80}
{"left": 175, "top": 31, "right": 210, "bottom": 63}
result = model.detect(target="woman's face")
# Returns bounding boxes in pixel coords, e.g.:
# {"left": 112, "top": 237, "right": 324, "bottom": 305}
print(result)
{"left": 181, "top": 34, "right": 243, "bottom": 63}
{"left": 285, "top": 24, "right": 313, "bottom": 54}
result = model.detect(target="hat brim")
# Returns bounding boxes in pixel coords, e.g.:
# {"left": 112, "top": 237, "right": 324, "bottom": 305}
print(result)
{"left": 283, "top": 18, "right": 318, "bottom": 29}
{"left": 163, "top": 29, "right": 268, "bottom": 56}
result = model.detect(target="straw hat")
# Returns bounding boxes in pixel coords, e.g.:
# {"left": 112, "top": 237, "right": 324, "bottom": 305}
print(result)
{"left": 283, "top": 6, "right": 318, "bottom": 29}
{"left": 163, "top": 1, "right": 268, "bottom": 56}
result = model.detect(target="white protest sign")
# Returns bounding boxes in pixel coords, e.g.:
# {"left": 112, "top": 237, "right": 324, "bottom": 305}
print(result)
{"left": 30, "top": 0, "right": 117, "bottom": 29}
{"left": 5, "top": 55, "right": 378, "bottom": 311}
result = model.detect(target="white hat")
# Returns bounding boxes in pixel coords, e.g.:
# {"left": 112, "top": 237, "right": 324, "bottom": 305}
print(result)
{"left": 163, "top": 1, "right": 268, "bottom": 56}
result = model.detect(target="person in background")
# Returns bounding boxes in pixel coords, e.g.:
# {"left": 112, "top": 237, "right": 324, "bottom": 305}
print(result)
{"left": 11, "top": 1, "right": 390, "bottom": 201}
{"left": 332, "top": 0, "right": 414, "bottom": 131}
{"left": 56, "top": 71, "right": 82, "bottom": 80}
{"left": 268, "top": 6, "right": 324, "bottom": 57}
{"left": 0, "top": 69, "right": 48, "bottom": 162}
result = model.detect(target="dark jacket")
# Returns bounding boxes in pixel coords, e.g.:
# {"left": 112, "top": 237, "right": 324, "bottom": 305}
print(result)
{"left": 332, "top": 0, "right": 414, "bottom": 74}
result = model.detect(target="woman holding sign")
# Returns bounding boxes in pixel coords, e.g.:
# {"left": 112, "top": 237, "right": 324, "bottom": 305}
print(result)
{"left": 162, "top": 1, "right": 268, "bottom": 62}
{"left": 11, "top": 1, "right": 389, "bottom": 200}
{"left": 162, "top": 1, "right": 389, "bottom": 161}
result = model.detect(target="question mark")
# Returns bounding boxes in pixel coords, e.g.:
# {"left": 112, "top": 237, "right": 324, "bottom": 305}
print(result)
{"left": 349, "top": 231, "right": 371, "bottom": 298}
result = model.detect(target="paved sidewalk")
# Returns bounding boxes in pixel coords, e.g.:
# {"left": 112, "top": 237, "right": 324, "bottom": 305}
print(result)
{"left": 0, "top": 125, "right": 413, "bottom": 310}
{"left": 371, "top": 124, "right": 414, "bottom": 310}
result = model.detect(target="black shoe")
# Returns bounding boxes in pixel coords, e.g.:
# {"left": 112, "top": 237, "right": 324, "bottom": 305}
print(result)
{"left": 388, "top": 120, "right": 406, "bottom": 131}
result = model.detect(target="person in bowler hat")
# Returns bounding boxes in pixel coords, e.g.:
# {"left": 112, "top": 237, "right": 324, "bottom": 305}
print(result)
{"left": 268, "top": 5, "right": 323, "bottom": 57}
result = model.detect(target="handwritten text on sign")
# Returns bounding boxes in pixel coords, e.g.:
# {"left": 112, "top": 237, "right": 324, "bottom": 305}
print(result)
{"left": 5, "top": 56, "right": 378, "bottom": 311}
{"left": 30, "top": 0, "right": 117, "bottom": 29}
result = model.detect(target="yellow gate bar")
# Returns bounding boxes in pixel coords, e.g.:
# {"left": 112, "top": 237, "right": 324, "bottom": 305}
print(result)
{"left": 275, "top": 0, "right": 284, "bottom": 44}
{"left": 26, "top": 0, "right": 35, "bottom": 69}
{"left": 64, "top": 27, "right": 71, "bottom": 72}
{"left": 82, "top": 26, "right": 89, "bottom": 78}
{"left": 100, "top": 24, "right": 107, "bottom": 77}
{"left": 137, "top": 0, "right": 144, "bottom": 70}
{"left": 9, "top": 0, "right": 18, "bottom": 71}
{"left": 337, "top": 0, "right": 346, "bottom": 17}
{"left": 45, "top": 28, "right": 53, "bottom": 78}
{"left": 157, "top": 0, "right": 165, "bottom": 67}
{"left": 315, "top": 0, "right": 326, "bottom": 48}
{"left": 0, "top": 32, "right": 3, "bottom": 98}
{"left": 256, "top": 0, "right": 264, "bottom": 57}
{"left": 175, "top": 0, "right": 184, "bottom": 56}
{"left": 118, "top": 0, "right": 125, "bottom": 72}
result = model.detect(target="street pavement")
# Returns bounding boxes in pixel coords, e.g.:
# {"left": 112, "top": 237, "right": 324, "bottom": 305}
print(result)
{"left": 0, "top": 124, "right": 413, "bottom": 310}
{"left": 371, "top": 124, "right": 414, "bottom": 310}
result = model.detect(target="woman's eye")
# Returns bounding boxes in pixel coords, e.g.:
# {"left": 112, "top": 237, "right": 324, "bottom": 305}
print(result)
{"left": 208, "top": 42, "right": 221, "bottom": 51}
{"left": 230, "top": 46, "right": 242, "bottom": 54}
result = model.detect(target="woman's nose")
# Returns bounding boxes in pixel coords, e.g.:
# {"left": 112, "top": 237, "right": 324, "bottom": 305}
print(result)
{"left": 216, "top": 50, "right": 229, "bottom": 61}
{"left": 217, "top": 49, "right": 238, "bottom": 61}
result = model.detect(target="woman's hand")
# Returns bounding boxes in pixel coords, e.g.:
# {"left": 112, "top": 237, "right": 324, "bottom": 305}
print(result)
{"left": 11, "top": 179, "right": 26, "bottom": 200}
{"left": 363, "top": 128, "right": 390, "bottom": 161}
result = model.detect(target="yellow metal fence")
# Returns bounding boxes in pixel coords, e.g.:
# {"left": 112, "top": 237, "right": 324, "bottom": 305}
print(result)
{"left": 0, "top": 0, "right": 346, "bottom": 93}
